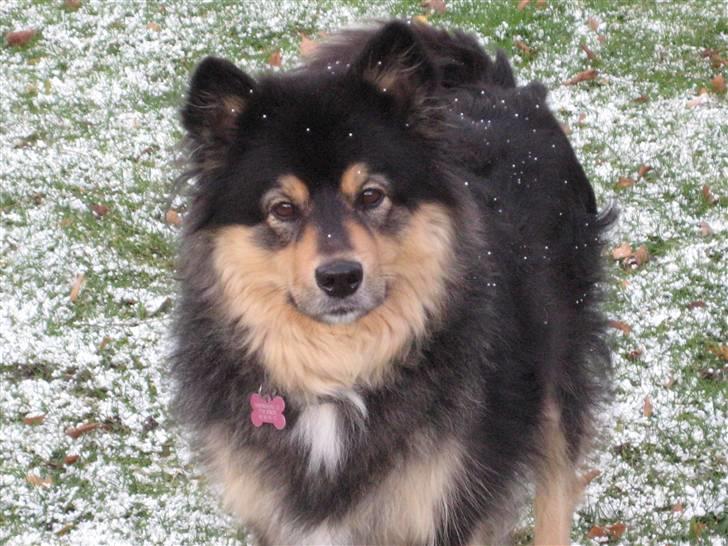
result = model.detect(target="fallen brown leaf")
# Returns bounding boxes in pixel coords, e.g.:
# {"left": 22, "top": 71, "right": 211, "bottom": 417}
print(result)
{"left": 708, "top": 345, "right": 728, "bottom": 361}
{"left": 597, "top": 34, "right": 606, "bottom": 44}
{"left": 587, "top": 16, "right": 600, "bottom": 32}
{"left": 98, "top": 336, "right": 112, "bottom": 351}
{"left": 536, "top": 0, "right": 547, "bottom": 7}
{"left": 711, "top": 74, "right": 726, "bottom": 94}
{"left": 23, "top": 414, "right": 45, "bottom": 426}
{"left": 702, "top": 184, "right": 718, "bottom": 205}
{"left": 687, "top": 300, "right": 706, "bottom": 309}
{"left": 587, "top": 525, "right": 607, "bottom": 538}
{"left": 633, "top": 244, "right": 650, "bottom": 266}
{"left": 609, "top": 523, "right": 627, "bottom": 539}
{"left": 579, "top": 468, "right": 601, "bottom": 488}
{"left": 91, "top": 203, "right": 109, "bottom": 217}
{"left": 608, "top": 320, "right": 632, "bottom": 335}
{"left": 638, "top": 164, "right": 652, "bottom": 178}
{"left": 615, "top": 176, "right": 636, "bottom": 189}
{"left": 64, "top": 454, "right": 80, "bottom": 465}
{"left": 65, "top": 422, "right": 100, "bottom": 439}
{"left": 421, "top": 0, "right": 446, "bottom": 14}
{"left": 565, "top": 68, "right": 598, "bottom": 85}
{"left": 515, "top": 40, "right": 533, "bottom": 55}
{"left": 517, "top": 0, "right": 530, "bottom": 10}
{"left": 5, "top": 29, "right": 37, "bottom": 47}
{"left": 56, "top": 523, "right": 75, "bottom": 536}
{"left": 412, "top": 14, "right": 429, "bottom": 25}
{"left": 268, "top": 49, "right": 282, "bottom": 67}
{"left": 687, "top": 94, "right": 709, "bottom": 108}
{"left": 299, "top": 33, "right": 318, "bottom": 58}
{"left": 69, "top": 273, "right": 85, "bottom": 303}
{"left": 611, "top": 242, "right": 633, "bottom": 261}
{"left": 643, "top": 395, "right": 653, "bottom": 417}
{"left": 626, "top": 349, "right": 643, "bottom": 361}
{"left": 146, "top": 22, "right": 161, "bottom": 32}
{"left": 165, "top": 208, "right": 182, "bottom": 226}
{"left": 26, "top": 473, "right": 52, "bottom": 487}
{"left": 698, "top": 221, "right": 713, "bottom": 237}
{"left": 64, "top": 0, "right": 81, "bottom": 10}
{"left": 672, "top": 502, "right": 684, "bottom": 513}
{"left": 632, "top": 94, "right": 649, "bottom": 103}
{"left": 580, "top": 42, "right": 597, "bottom": 61}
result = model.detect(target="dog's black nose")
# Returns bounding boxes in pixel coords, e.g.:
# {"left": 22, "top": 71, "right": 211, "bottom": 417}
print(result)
{"left": 315, "top": 260, "right": 363, "bottom": 298}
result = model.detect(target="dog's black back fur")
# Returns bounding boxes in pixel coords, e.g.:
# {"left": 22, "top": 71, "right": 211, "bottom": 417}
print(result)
{"left": 172, "top": 21, "right": 615, "bottom": 545}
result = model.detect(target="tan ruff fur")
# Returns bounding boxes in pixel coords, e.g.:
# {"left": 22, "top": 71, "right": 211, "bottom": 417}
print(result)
{"left": 212, "top": 203, "right": 454, "bottom": 396}
{"left": 534, "top": 398, "right": 580, "bottom": 546}
{"left": 205, "top": 426, "right": 462, "bottom": 545}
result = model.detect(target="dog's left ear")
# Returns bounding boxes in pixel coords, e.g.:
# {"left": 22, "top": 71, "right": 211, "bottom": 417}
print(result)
{"left": 350, "top": 21, "right": 437, "bottom": 111}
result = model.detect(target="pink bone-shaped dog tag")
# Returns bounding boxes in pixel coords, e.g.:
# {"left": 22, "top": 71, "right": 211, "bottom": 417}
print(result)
{"left": 249, "top": 393, "right": 286, "bottom": 430}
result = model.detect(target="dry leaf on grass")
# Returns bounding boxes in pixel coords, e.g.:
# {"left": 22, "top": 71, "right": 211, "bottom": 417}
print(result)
{"left": 299, "top": 33, "right": 318, "bottom": 58}
{"left": 412, "top": 15, "right": 429, "bottom": 25}
{"left": 65, "top": 422, "right": 100, "bottom": 439}
{"left": 611, "top": 242, "right": 633, "bottom": 261}
{"left": 632, "top": 94, "right": 649, "bottom": 103}
{"left": 608, "top": 320, "right": 632, "bottom": 335}
{"left": 26, "top": 473, "right": 53, "bottom": 487}
{"left": 64, "top": 454, "right": 80, "bottom": 465}
{"left": 687, "top": 300, "right": 706, "bottom": 309}
{"left": 146, "top": 22, "right": 161, "bottom": 32}
{"left": 708, "top": 345, "right": 728, "bottom": 361}
{"left": 698, "top": 221, "right": 713, "bottom": 237}
{"left": 580, "top": 43, "right": 597, "bottom": 61}
{"left": 515, "top": 40, "right": 533, "bottom": 55}
{"left": 5, "top": 29, "right": 36, "bottom": 47}
{"left": 565, "top": 68, "right": 598, "bottom": 85}
{"left": 638, "top": 164, "right": 652, "bottom": 178}
{"left": 64, "top": 0, "right": 81, "bottom": 10}
{"left": 421, "top": 0, "right": 446, "bottom": 14}
{"left": 626, "top": 349, "right": 643, "bottom": 361}
{"left": 165, "top": 208, "right": 182, "bottom": 226}
{"left": 702, "top": 184, "right": 718, "bottom": 205}
{"left": 615, "top": 176, "right": 635, "bottom": 189}
{"left": 91, "top": 203, "right": 109, "bottom": 217}
{"left": 672, "top": 502, "right": 685, "bottom": 513}
{"left": 588, "top": 523, "right": 627, "bottom": 539}
{"left": 268, "top": 50, "right": 282, "bottom": 67}
{"left": 517, "top": 0, "right": 530, "bottom": 10}
{"left": 711, "top": 74, "right": 726, "bottom": 94}
{"left": 69, "top": 273, "right": 85, "bottom": 303}
{"left": 587, "top": 17, "right": 600, "bottom": 32}
{"left": 687, "top": 94, "right": 709, "bottom": 108}
{"left": 23, "top": 414, "right": 45, "bottom": 425}
{"left": 643, "top": 396, "right": 653, "bottom": 417}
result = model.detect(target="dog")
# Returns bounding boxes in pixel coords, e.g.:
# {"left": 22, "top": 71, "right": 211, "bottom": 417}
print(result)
{"left": 170, "top": 20, "right": 615, "bottom": 546}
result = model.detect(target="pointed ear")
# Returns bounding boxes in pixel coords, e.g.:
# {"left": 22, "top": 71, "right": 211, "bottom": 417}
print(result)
{"left": 349, "top": 21, "right": 437, "bottom": 110}
{"left": 182, "top": 56, "right": 255, "bottom": 165}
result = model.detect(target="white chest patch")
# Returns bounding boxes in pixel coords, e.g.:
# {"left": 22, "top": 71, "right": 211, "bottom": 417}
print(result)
{"left": 294, "top": 402, "right": 343, "bottom": 475}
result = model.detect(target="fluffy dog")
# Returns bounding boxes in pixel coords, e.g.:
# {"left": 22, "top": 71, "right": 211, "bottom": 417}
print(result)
{"left": 171, "top": 20, "right": 615, "bottom": 545}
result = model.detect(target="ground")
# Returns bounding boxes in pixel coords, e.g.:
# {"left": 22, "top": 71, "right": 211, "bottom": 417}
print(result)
{"left": 0, "top": 1, "right": 725, "bottom": 545}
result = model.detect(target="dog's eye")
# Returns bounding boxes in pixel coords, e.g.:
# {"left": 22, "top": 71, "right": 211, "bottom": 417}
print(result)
{"left": 271, "top": 201, "right": 297, "bottom": 221}
{"left": 357, "top": 188, "right": 385, "bottom": 209}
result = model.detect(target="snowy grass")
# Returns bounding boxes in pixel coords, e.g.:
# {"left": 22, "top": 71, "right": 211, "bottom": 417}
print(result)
{"left": 1, "top": 1, "right": 725, "bottom": 544}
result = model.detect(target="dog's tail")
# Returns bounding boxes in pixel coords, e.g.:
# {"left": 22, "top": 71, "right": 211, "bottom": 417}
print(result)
{"left": 304, "top": 20, "right": 516, "bottom": 90}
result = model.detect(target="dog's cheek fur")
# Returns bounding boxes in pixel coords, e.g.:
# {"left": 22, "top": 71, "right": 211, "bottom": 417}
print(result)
{"left": 210, "top": 202, "right": 455, "bottom": 397}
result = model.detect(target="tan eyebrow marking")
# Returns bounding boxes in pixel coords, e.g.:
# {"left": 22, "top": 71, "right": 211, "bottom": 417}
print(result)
{"left": 277, "top": 174, "right": 310, "bottom": 206}
{"left": 339, "top": 162, "right": 369, "bottom": 200}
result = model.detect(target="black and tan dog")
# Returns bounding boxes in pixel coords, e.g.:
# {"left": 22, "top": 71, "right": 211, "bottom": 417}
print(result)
{"left": 171, "top": 20, "right": 615, "bottom": 545}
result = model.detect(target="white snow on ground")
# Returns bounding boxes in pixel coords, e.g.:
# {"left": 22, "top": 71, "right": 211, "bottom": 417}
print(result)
{"left": 1, "top": 1, "right": 725, "bottom": 545}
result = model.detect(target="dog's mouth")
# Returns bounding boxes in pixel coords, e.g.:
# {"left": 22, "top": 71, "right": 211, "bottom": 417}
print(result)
{"left": 288, "top": 287, "right": 386, "bottom": 325}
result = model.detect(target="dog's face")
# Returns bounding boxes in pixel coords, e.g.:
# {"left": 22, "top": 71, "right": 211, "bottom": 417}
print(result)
{"left": 182, "top": 23, "right": 457, "bottom": 330}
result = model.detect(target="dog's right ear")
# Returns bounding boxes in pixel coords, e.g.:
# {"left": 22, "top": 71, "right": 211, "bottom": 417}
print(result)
{"left": 182, "top": 57, "right": 256, "bottom": 165}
